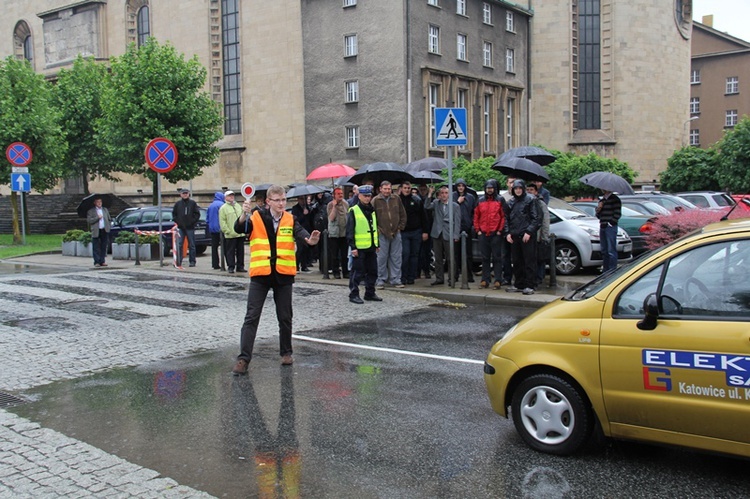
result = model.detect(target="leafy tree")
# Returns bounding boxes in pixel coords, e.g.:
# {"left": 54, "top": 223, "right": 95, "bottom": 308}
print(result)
{"left": 716, "top": 116, "right": 750, "bottom": 193}
{"left": 53, "top": 55, "right": 112, "bottom": 195}
{"left": 659, "top": 146, "right": 719, "bottom": 192}
{"left": 98, "top": 40, "right": 224, "bottom": 202}
{"left": 546, "top": 151, "right": 636, "bottom": 198}
{"left": 447, "top": 156, "right": 500, "bottom": 191}
{"left": 0, "top": 56, "right": 67, "bottom": 242}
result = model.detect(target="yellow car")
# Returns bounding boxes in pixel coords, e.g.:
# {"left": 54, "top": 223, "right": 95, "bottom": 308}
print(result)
{"left": 484, "top": 219, "right": 750, "bottom": 457}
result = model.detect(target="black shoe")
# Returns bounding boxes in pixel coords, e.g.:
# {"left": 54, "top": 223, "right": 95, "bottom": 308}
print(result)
{"left": 343, "top": 273, "right": 350, "bottom": 279}
{"left": 236, "top": 268, "right": 246, "bottom": 273}
{"left": 406, "top": 280, "right": 415, "bottom": 285}
{"left": 333, "top": 273, "right": 341, "bottom": 279}
{"left": 349, "top": 296, "right": 364, "bottom": 304}
{"left": 431, "top": 280, "right": 444, "bottom": 286}
{"left": 228, "top": 268, "right": 235, "bottom": 274}
{"left": 364, "top": 294, "right": 383, "bottom": 301}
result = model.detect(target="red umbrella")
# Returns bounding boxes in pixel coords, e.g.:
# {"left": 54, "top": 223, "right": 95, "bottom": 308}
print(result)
{"left": 306, "top": 163, "right": 356, "bottom": 181}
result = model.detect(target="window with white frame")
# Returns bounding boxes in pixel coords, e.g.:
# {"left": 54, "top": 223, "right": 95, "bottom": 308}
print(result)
{"left": 506, "top": 48, "right": 515, "bottom": 73}
{"left": 428, "top": 0, "right": 438, "bottom": 6}
{"left": 726, "top": 76, "right": 739, "bottom": 94}
{"left": 344, "top": 34, "right": 358, "bottom": 57}
{"left": 483, "top": 3, "right": 492, "bottom": 24}
{"left": 726, "top": 110, "right": 738, "bottom": 127}
{"left": 429, "top": 84, "right": 440, "bottom": 147}
{"left": 506, "top": 11, "right": 515, "bottom": 32}
{"left": 457, "top": 34, "right": 467, "bottom": 61}
{"left": 345, "top": 80, "right": 359, "bottom": 103}
{"left": 346, "top": 126, "right": 360, "bottom": 148}
{"left": 483, "top": 41, "right": 492, "bottom": 67}
{"left": 429, "top": 25, "right": 440, "bottom": 54}
{"left": 689, "top": 97, "right": 700, "bottom": 114}
{"left": 343, "top": 0, "right": 356, "bottom": 6}
{"left": 506, "top": 97, "right": 515, "bottom": 149}
{"left": 689, "top": 129, "right": 699, "bottom": 146}
{"left": 483, "top": 94, "right": 492, "bottom": 152}
{"left": 690, "top": 69, "right": 700, "bottom": 84}
{"left": 457, "top": 0, "right": 466, "bottom": 16}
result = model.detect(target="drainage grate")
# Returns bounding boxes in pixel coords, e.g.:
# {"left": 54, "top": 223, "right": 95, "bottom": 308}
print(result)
{"left": 0, "top": 391, "right": 28, "bottom": 409}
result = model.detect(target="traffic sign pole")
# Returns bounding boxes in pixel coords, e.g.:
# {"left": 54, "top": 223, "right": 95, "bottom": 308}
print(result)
{"left": 20, "top": 192, "right": 26, "bottom": 245}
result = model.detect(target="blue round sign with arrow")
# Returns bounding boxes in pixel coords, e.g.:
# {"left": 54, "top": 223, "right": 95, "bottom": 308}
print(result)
{"left": 144, "top": 138, "right": 178, "bottom": 174}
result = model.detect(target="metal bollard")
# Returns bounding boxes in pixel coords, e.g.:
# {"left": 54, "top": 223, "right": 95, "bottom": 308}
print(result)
{"left": 134, "top": 231, "right": 141, "bottom": 266}
{"left": 548, "top": 233, "right": 557, "bottom": 287}
{"left": 460, "top": 231, "right": 469, "bottom": 289}
{"left": 321, "top": 230, "right": 329, "bottom": 279}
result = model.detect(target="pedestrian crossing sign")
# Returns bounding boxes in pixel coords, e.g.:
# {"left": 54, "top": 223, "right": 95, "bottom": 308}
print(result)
{"left": 435, "top": 108, "right": 467, "bottom": 146}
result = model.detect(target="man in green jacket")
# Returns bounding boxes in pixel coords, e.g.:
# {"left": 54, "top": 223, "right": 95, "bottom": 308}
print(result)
{"left": 219, "top": 190, "right": 245, "bottom": 274}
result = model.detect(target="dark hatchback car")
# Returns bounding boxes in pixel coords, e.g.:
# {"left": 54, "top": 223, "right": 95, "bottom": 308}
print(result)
{"left": 110, "top": 206, "right": 210, "bottom": 256}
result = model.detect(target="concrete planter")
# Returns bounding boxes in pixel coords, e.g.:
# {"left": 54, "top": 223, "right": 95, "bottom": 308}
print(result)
{"left": 136, "top": 243, "right": 161, "bottom": 260}
{"left": 62, "top": 241, "right": 77, "bottom": 256}
{"left": 76, "top": 242, "right": 93, "bottom": 258}
{"left": 112, "top": 243, "right": 131, "bottom": 260}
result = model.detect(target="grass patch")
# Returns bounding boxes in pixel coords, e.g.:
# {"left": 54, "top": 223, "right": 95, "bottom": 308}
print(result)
{"left": 0, "top": 234, "right": 64, "bottom": 259}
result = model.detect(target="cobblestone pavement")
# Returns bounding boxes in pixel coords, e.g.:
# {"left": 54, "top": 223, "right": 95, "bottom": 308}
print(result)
{"left": 0, "top": 266, "right": 440, "bottom": 497}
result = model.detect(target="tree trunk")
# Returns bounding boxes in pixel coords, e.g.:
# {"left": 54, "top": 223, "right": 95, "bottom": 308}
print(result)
{"left": 152, "top": 178, "right": 159, "bottom": 206}
{"left": 11, "top": 192, "right": 21, "bottom": 244}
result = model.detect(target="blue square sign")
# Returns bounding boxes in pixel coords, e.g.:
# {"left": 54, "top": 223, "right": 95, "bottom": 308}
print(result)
{"left": 435, "top": 108, "right": 467, "bottom": 146}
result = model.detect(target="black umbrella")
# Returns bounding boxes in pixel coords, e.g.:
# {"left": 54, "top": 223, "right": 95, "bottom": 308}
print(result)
{"left": 492, "top": 157, "right": 550, "bottom": 182}
{"left": 76, "top": 193, "right": 113, "bottom": 218}
{"left": 411, "top": 171, "right": 445, "bottom": 184}
{"left": 334, "top": 175, "right": 355, "bottom": 187}
{"left": 405, "top": 157, "right": 452, "bottom": 174}
{"left": 579, "top": 172, "right": 635, "bottom": 195}
{"left": 497, "top": 146, "right": 556, "bottom": 166}
{"left": 286, "top": 184, "right": 327, "bottom": 199}
{"left": 349, "top": 162, "right": 415, "bottom": 186}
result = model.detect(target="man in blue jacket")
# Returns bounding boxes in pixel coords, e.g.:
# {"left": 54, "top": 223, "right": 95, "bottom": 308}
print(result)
{"left": 206, "top": 191, "right": 225, "bottom": 270}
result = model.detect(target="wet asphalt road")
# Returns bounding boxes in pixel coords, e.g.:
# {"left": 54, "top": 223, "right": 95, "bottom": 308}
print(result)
{"left": 9, "top": 297, "right": 750, "bottom": 498}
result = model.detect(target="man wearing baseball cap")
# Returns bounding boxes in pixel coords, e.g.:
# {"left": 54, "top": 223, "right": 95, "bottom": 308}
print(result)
{"left": 172, "top": 188, "right": 201, "bottom": 268}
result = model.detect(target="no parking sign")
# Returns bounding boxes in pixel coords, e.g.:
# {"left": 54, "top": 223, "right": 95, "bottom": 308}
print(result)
{"left": 144, "top": 138, "right": 178, "bottom": 174}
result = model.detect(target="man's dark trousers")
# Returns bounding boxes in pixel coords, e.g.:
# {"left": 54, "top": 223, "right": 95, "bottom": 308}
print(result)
{"left": 401, "top": 229, "right": 421, "bottom": 283}
{"left": 349, "top": 250, "right": 378, "bottom": 298}
{"left": 210, "top": 232, "right": 222, "bottom": 269}
{"left": 510, "top": 235, "right": 537, "bottom": 289}
{"left": 238, "top": 276, "right": 293, "bottom": 362}
{"left": 92, "top": 234, "right": 109, "bottom": 265}
{"left": 177, "top": 228, "right": 196, "bottom": 266}
{"left": 225, "top": 237, "right": 245, "bottom": 271}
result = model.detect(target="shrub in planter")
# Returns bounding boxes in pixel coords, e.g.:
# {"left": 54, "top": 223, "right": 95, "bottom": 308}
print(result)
{"left": 114, "top": 231, "right": 136, "bottom": 244}
{"left": 62, "top": 229, "right": 85, "bottom": 243}
{"left": 77, "top": 231, "right": 92, "bottom": 245}
{"left": 137, "top": 234, "right": 161, "bottom": 245}
{"left": 645, "top": 208, "right": 747, "bottom": 250}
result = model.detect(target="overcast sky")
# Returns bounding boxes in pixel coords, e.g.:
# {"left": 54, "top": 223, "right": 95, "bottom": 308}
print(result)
{"left": 692, "top": 0, "right": 750, "bottom": 42}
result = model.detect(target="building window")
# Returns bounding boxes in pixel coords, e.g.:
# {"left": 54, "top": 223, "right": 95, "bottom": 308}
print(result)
{"left": 458, "top": 89, "right": 469, "bottom": 149}
{"left": 577, "top": 0, "right": 601, "bottom": 130}
{"left": 506, "top": 48, "right": 515, "bottom": 73}
{"left": 483, "top": 94, "right": 493, "bottom": 152}
{"left": 457, "top": 34, "right": 467, "bottom": 61}
{"left": 344, "top": 34, "right": 358, "bottom": 57}
{"left": 483, "top": 3, "right": 492, "bottom": 24}
{"left": 457, "top": 0, "right": 466, "bottom": 16}
{"left": 429, "top": 84, "right": 440, "bottom": 148}
{"left": 690, "top": 69, "right": 700, "bottom": 84}
{"left": 483, "top": 42, "right": 492, "bottom": 67}
{"left": 689, "top": 129, "right": 699, "bottom": 146}
{"left": 23, "top": 36, "right": 33, "bottom": 62}
{"left": 689, "top": 97, "right": 700, "bottom": 114}
{"left": 726, "top": 110, "right": 738, "bottom": 127}
{"left": 343, "top": 0, "right": 357, "bottom": 6}
{"left": 506, "top": 97, "right": 515, "bottom": 149}
{"left": 346, "top": 126, "right": 360, "bottom": 148}
{"left": 137, "top": 6, "right": 150, "bottom": 47}
{"left": 222, "top": 0, "right": 241, "bottom": 135}
{"left": 345, "top": 80, "right": 359, "bottom": 103}
{"left": 506, "top": 11, "right": 515, "bottom": 32}
{"left": 428, "top": 0, "right": 438, "bottom": 6}
{"left": 13, "top": 21, "right": 33, "bottom": 64}
{"left": 726, "top": 76, "right": 739, "bottom": 95}
{"left": 429, "top": 25, "right": 440, "bottom": 54}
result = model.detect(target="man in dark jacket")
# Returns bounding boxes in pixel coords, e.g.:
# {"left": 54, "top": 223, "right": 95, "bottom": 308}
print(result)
{"left": 452, "top": 179, "right": 476, "bottom": 282}
{"left": 473, "top": 179, "right": 506, "bottom": 289}
{"left": 172, "top": 188, "right": 201, "bottom": 268}
{"left": 398, "top": 181, "right": 429, "bottom": 285}
{"left": 346, "top": 185, "right": 381, "bottom": 304}
{"left": 503, "top": 179, "right": 541, "bottom": 295}
{"left": 206, "top": 191, "right": 225, "bottom": 270}
{"left": 596, "top": 189, "right": 622, "bottom": 272}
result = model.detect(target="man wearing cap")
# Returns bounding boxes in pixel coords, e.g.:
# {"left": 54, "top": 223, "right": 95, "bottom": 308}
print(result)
{"left": 172, "top": 188, "right": 201, "bottom": 268}
{"left": 346, "top": 184, "right": 381, "bottom": 304}
{"left": 231, "top": 184, "right": 320, "bottom": 374}
{"left": 219, "top": 190, "right": 246, "bottom": 274}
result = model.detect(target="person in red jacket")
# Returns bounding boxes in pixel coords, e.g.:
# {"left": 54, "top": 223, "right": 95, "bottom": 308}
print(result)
{"left": 473, "top": 179, "right": 507, "bottom": 289}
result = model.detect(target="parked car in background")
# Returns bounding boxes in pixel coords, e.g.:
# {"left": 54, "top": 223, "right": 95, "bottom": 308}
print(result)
{"left": 570, "top": 202, "right": 654, "bottom": 255}
{"left": 110, "top": 206, "right": 210, "bottom": 256}
{"left": 676, "top": 191, "right": 735, "bottom": 210}
{"left": 619, "top": 192, "right": 697, "bottom": 213}
{"left": 621, "top": 200, "right": 671, "bottom": 217}
{"left": 730, "top": 195, "right": 750, "bottom": 213}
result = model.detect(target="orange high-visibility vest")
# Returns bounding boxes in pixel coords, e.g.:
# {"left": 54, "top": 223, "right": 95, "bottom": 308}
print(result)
{"left": 249, "top": 210, "right": 297, "bottom": 276}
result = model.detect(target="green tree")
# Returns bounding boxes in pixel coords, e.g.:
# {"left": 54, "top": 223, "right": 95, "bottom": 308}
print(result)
{"left": 53, "top": 55, "right": 112, "bottom": 195}
{"left": 98, "top": 40, "right": 223, "bottom": 202}
{"left": 448, "top": 156, "right": 500, "bottom": 191}
{"left": 716, "top": 116, "right": 750, "bottom": 193}
{"left": 546, "top": 151, "right": 636, "bottom": 198}
{"left": 659, "top": 146, "right": 719, "bottom": 192}
{"left": 0, "top": 56, "right": 67, "bottom": 242}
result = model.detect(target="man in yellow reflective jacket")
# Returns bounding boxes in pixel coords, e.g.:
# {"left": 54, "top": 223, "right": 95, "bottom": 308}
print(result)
{"left": 231, "top": 185, "right": 320, "bottom": 375}
{"left": 346, "top": 184, "right": 381, "bottom": 304}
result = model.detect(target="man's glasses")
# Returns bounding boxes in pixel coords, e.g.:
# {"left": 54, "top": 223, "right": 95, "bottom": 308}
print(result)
{"left": 267, "top": 198, "right": 287, "bottom": 204}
